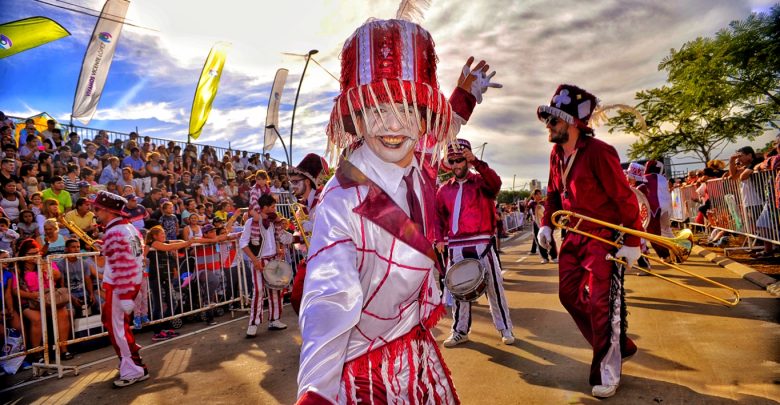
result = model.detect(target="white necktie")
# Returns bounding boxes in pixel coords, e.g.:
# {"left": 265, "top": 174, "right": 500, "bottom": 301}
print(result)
{"left": 452, "top": 181, "right": 464, "bottom": 234}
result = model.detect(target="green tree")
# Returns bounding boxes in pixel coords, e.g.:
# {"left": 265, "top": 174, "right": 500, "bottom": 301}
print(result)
{"left": 497, "top": 190, "right": 530, "bottom": 205}
{"left": 609, "top": 5, "right": 779, "bottom": 162}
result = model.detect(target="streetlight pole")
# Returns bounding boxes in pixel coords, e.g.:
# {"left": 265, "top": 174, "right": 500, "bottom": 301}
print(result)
{"left": 289, "top": 49, "right": 318, "bottom": 166}
{"left": 479, "top": 142, "right": 488, "bottom": 160}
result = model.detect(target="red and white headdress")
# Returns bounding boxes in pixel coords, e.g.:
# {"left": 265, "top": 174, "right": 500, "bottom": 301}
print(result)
{"left": 327, "top": 18, "right": 454, "bottom": 159}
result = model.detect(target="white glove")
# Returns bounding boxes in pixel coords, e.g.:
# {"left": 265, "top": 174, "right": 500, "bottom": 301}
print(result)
{"left": 614, "top": 245, "right": 642, "bottom": 269}
{"left": 302, "top": 220, "right": 313, "bottom": 233}
{"left": 470, "top": 69, "right": 502, "bottom": 104}
{"left": 457, "top": 57, "right": 503, "bottom": 105}
{"left": 119, "top": 299, "right": 135, "bottom": 314}
{"left": 537, "top": 226, "right": 552, "bottom": 250}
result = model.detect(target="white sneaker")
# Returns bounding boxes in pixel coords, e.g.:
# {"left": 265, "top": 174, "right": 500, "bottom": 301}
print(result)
{"left": 113, "top": 369, "right": 149, "bottom": 388}
{"left": 245, "top": 324, "right": 258, "bottom": 338}
{"left": 501, "top": 329, "right": 515, "bottom": 345}
{"left": 540, "top": 259, "right": 549, "bottom": 264}
{"left": 268, "top": 320, "right": 288, "bottom": 330}
{"left": 443, "top": 332, "right": 469, "bottom": 347}
{"left": 592, "top": 384, "right": 619, "bottom": 398}
{"left": 552, "top": 258, "right": 559, "bottom": 263}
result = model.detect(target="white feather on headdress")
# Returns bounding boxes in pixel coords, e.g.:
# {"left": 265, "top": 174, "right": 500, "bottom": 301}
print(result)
{"left": 589, "top": 103, "right": 647, "bottom": 133}
{"left": 395, "top": 0, "right": 431, "bottom": 23}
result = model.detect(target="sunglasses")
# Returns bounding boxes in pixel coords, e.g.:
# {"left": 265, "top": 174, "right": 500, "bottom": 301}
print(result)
{"left": 448, "top": 157, "right": 466, "bottom": 165}
{"left": 544, "top": 116, "right": 560, "bottom": 126}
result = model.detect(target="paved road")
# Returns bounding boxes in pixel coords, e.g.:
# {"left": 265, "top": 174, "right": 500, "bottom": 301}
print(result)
{"left": 5, "top": 231, "right": 779, "bottom": 404}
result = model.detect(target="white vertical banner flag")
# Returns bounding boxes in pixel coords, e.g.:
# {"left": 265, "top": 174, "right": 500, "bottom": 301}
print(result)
{"left": 263, "top": 68, "right": 289, "bottom": 153}
{"left": 71, "top": 0, "right": 130, "bottom": 125}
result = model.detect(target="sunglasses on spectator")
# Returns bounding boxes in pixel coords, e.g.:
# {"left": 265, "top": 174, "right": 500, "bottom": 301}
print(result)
{"left": 544, "top": 116, "right": 560, "bottom": 126}
{"left": 448, "top": 157, "right": 466, "bottom": 165}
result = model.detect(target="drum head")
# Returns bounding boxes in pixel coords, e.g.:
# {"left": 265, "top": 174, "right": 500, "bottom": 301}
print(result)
{"left": 445, "top": 258, "right": 486, "bottom": 301}
{"left": 263, "top": 260, "right": 293, "bottom": 289}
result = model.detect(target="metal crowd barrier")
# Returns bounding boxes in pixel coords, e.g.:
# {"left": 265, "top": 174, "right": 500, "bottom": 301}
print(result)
{"left": 1, "top": 255, "right": 55, "bottom": 377}
{"left": 503, "top": 212, "right": 525, "bottom": 233}
{"left": 671, "top": 169, "right": 780, "bottom": 253}
{"left": 670, "top": 185, "right": 704, "bottom": 225}
{"left": 0, "top": 236, "right": 302, "bottom": 380}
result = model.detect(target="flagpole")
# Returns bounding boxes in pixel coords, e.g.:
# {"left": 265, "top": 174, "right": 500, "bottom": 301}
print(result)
{"left": 288, "top": 49, "right": 318, "bottom": 166}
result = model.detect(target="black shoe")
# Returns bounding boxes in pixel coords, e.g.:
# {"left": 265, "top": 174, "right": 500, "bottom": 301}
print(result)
{"left": 62, "top": 351, "right": 74, "bottom": 360}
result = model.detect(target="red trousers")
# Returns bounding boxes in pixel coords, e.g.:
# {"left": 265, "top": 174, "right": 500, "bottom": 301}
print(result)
{"left": 102, "top": 284, "right": 146, "bottom": 379}
{"left": 558, "top": 229, "right": 636, "bottom": 386}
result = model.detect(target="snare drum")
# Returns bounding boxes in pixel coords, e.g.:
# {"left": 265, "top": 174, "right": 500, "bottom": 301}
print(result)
{"left": 263, "top": 259, "right": 293, "bottom": 290}
{"left": 445, "top": 259, "right": 487, "bottom": 302}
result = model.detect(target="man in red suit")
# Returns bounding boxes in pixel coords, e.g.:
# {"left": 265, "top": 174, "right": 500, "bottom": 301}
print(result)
{"left": 435, "top": 138, "right": 514, "bottom": 347}
{"left": 536, "top": 84, "right": 642, "bottom": 398}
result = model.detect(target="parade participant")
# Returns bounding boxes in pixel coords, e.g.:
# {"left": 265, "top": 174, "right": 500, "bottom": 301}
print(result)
{"left": 240, "top": 193, "right": 289, "bottom": 337}
{"left": 286, "top": 153, "right": 328, "bottom": 314}
{"left": 536, "top": 84, "right": 642, "bottom": 398}
{"left": 528, "top": 189, "right": 558, "bottom": 263}
{"left": 643, "top": 159, "right": 674, "bottom": 261}
{"left": 625, "top": 162, "right": 652, "bottom": 270}
{"left": 434, "top": 138, "right": 514, "bottom": 347}
{"left": 296, "top": 14, "right": 500, "bottom": 403}
{"left": 91, "top": 190, "right": 148, "bottom": 387}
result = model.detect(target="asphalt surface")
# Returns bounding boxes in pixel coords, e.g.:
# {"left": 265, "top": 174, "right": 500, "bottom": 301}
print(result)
{"left": 4, "top": 230, "right": 779, "bottom": 404}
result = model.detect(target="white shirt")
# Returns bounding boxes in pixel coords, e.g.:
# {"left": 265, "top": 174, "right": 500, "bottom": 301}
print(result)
{"left": 239, "top": 217, "right": 277, "bottom": 258}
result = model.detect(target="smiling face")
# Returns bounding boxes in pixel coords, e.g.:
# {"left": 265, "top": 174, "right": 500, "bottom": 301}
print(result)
{"left": 359, "top": 103, "right": 422, "bottom": 167}
{"left": 289, "top": 174, "right": 308, "bottom": 198}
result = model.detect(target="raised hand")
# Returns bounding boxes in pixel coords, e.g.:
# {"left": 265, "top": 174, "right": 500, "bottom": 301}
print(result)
{"left": 457, "top": 56, "right": 503, "bottom": 104}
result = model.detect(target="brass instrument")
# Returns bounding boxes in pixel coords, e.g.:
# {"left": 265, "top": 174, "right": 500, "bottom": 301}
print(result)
{"left": 551, "top": 210, "right": 740, "bottom": 307}
{"left": 291, "top": 202, "right": 310, "bottom": 248}
{"left": 59, "top": 215, "right": 98, "bottom": 251}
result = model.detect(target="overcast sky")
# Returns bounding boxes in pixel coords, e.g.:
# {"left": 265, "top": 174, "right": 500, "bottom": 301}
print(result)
{"left": 0, "top": 0, "right": 776, "bottom": 189}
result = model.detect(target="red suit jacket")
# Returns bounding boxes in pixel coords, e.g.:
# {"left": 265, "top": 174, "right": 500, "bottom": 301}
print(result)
{"left": 541, "top": 136, "right": 643, "bottom": 247}
{"left": 435, "top": 159, "right": 501, "bottom": 243}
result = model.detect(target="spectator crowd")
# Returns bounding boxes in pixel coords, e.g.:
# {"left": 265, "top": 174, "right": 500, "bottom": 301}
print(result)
{"left": 0, "top": 115, "right": 300, "bottom": 372}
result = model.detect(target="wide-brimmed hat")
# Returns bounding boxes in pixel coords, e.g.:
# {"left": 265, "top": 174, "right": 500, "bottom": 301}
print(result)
{"left": 537, "top": 84, "right": 599, "bottom": 134}
{"left": 90, "top": 190, "right": 128, "bottom": 216}
{"left": 290, "top": 153, "right": 328, "bottom": 184}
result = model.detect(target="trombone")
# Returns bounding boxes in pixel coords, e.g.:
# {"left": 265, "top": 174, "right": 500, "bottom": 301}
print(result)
{"left": 59, "top": 215, "right": 99, "bottom": 251}
{"left": 551, "top": 210, "right": 740, "bottom": 307}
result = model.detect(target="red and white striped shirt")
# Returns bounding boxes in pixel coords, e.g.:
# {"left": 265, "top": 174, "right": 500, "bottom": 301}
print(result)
{"left": 102, "top": 218, "right": 145, "bottom": 299}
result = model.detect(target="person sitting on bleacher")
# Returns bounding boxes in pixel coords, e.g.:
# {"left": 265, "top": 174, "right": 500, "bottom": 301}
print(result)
{"left": 54, "top": 239, "right": 96, "bottom": 318}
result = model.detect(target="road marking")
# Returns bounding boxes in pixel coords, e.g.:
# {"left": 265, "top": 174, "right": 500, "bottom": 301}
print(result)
{"left": 515, "top": 256, "right": 528, "bottom": 262}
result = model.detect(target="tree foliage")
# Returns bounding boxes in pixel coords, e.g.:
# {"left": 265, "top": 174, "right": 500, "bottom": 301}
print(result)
{"left": 609, "top": 5, "right": 779, "bottom": 163}
{"left": 497, "top": 190, "right": 530, "bottom": 205}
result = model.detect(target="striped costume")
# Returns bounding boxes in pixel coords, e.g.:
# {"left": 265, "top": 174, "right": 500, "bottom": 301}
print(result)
{"left": 101, "top": 217, "right": 147, "bottom": 381}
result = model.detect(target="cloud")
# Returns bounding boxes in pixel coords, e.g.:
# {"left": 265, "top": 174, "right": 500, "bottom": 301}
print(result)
{"left": 92, "top": 101, "right": 184, "bottom": 123}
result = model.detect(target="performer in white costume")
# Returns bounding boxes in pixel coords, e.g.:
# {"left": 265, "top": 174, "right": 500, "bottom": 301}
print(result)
{"left": 296, "top": 14, "right": 501, "bottom": 405}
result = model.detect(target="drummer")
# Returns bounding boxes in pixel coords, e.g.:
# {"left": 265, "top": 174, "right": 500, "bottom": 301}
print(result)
{"left": 435, "top": 138, "right": 515, "bottom": 347}
{"left": 240, "top": 193, "right": 289, "bottom": 337}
